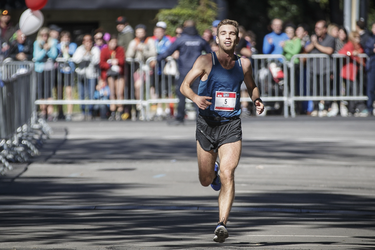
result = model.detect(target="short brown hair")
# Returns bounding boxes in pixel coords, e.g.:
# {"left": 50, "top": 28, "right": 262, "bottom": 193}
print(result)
{"left": 217, "top": 19, "right": 239, "bottom": 37}
{"left": 60, "top": 31, "right": 71, "bottom": 38}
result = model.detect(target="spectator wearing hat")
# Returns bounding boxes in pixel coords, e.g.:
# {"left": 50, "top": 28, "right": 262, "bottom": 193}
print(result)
{"left": 116, "top": 16, "right": 134, "bottom": 52}
{"left": 153, "top": 21, "right": 172, "bottom": 57}
{"left": 0, "top": 9, "right": 17, "bottom": 58}
{"left": 126, "top": 24, "right": 157, "bottom": 119}
{"left": 49, "top": 24, "right": 62, "bottom": 43}
{"left": 152, "top": 21, "right": 174, "bottom": 42}
{"left": 151, "top": 21, "right": 173, "bottom": 117}
{"left": 0, "top": 10, "right": 16, "bottom": 41}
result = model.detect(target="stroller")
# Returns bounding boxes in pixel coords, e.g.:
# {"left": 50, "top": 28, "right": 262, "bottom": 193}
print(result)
{"left": 255, "top": 59, "right": 285, "bottom": 115}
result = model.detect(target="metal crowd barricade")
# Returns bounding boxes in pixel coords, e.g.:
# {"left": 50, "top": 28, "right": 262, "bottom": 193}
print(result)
{"left": 0, "top": 60, "right": 50, "bottom": 174}
{"left": 144, "top": 56, "right": 179, "bottom": 121}
{"left": 245, "top": 54, "right": 289, "bottom": 117}
{"left": 31, "top": 53, "right": 370, "bottom": 121}
{"left": 35, "top": 58, "right": 148, "bottom": 120}
{"left": 289, "top": 53, "right": 368, "bottom": 117}
{"left": 332, "top": 53, "right": 368, "bottom": 101}
{"left": 126, "top": 58, "right": 147, "bottom": 120}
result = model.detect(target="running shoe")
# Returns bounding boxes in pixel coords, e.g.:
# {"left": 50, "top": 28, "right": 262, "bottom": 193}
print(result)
{"left": 210, "top": 162, "right": 221, "bottom": 191}
{"left": 213, "top": 222, "right": 228, "bottom": 243}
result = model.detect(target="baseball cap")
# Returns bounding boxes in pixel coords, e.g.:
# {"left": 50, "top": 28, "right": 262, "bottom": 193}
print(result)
{"left": 116, "top": 16, "right": 127, "bottom": 24}
{"left": 212, "top": 20, "right": 221, "bottom": 27}
{"left": 49, "top": 24, "right": 62, "bottom": 32}
{"left": 135, "top": 24, "right": 147, "bottom": 31}
{"left": 156, "top": 21, "right": 167, "bottom": 29}
{"left": 356, "top": 18, "right": 366, "bottom": 29}
{"left": 1, "top": 9, "right": 9, "bottom": 16}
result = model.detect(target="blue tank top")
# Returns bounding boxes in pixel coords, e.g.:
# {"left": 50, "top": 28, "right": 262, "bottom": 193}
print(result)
{"left": 198, "top": 52, "right": 244, "bottom": 118}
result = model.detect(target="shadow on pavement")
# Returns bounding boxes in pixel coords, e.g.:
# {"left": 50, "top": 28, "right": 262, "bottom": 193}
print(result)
{"left": 23, "top": 137, "right": 373, "bottom": 164}
{"left": 0, "top": 122, "right": 374, "bottom": 248}
{"left": 0, "top": 208, "right": 374, "bottom": 248}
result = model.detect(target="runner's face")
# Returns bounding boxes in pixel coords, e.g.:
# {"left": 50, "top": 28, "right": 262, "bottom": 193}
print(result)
{"left": 216, "top": 24, "right": 238, "bottom": 52}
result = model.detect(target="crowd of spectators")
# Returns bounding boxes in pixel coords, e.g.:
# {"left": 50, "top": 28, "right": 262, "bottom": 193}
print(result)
{"left": 258, "top": 18, "right": 373, "bottom": 117}
{"left": 0, "top": 8, "right": 374, "bottom": 121}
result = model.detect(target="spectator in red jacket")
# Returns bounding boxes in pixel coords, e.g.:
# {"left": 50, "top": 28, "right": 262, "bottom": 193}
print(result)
{"left": 100, "top": 34, "right": 127, "bottom": 120}
{"left": 338, "top": 30, "right": 366, "bottom": 115}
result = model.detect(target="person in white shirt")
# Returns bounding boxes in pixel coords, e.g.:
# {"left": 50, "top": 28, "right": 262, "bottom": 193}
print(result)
{"left": 72, "top": 34, "right": 101, "bottom": 120}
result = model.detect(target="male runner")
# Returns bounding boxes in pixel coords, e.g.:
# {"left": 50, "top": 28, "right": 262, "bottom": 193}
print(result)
{"left": 180, "top": 19, "right": 264, "bottom": 243}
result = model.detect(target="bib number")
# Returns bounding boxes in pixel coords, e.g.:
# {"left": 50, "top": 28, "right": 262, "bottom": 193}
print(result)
{"left": 214, "top": 91, "right": 236, "bottom": 111}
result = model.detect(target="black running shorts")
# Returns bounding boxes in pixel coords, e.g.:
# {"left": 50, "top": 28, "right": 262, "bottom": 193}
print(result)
{"left": 196, "top": 115, "right": 242, "bottom": 152}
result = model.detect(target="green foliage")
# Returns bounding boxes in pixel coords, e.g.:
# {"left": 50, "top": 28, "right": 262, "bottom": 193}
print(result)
{"left": 177, "top": 0, "right": 199, "bottom": 9}
{"left": 156, "top": 0, "right": 217, "bottom": 36}
{"left": 267, "top": 0, "right": 330, "bottom": 27}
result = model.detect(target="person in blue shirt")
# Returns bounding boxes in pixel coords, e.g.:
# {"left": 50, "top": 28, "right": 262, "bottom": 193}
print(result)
{"left": 152, "top": 21, "right": 173, "bottom": 117}
{"left": 33, "top": 27, "right": 58, "bottom": 121}
{"left": 180, "top": 19, "right": 264, "bottom": 243}
{"left": 56, "top": 31, "right": 77, "bottom": 121}
{"left": 157, "top": 20, "right": 211, "bottom": 125}
{"left": 263, "top": 18, "right": 289, "bottom": 55}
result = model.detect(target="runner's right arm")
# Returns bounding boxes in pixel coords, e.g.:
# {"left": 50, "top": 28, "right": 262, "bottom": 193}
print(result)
{"left": 180, "top": 54, "right": 212, "bottom": 110}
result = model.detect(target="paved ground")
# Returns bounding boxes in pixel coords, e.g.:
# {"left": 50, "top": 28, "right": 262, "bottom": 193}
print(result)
{"left": 0, "top": 116, "right": 375, "bottom": 249}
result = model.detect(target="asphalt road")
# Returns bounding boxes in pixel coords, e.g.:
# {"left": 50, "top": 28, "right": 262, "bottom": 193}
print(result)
{"left": 0, "top": 116, "right": 374, "bottom": 249}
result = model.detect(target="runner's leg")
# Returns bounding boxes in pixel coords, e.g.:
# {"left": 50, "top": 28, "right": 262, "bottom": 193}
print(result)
{"left": 196, "top": 141, "right": 217, "bottom": 186}
{"left": 217, "top": 140, "right": 241, "bottom": 225}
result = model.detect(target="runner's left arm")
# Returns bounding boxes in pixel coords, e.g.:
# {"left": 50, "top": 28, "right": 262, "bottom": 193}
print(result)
{"left": 242, "top": 58, "right": 264, "bottom": 115}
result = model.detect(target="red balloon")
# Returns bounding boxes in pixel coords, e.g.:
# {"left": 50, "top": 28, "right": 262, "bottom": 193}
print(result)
{"left": 25, "top": 0, "right": 48, "bottom": 11}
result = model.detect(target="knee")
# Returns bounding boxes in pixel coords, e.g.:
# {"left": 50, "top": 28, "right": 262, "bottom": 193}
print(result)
{"left": 199, "top": 176, "right": 212, "bottom": 187}
{"left": 220, "top": 168, "right": 235, "bottom": 184}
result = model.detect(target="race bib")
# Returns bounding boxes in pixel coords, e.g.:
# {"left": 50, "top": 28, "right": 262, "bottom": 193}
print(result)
{"left": 214, "top": 91, "right": 236, "bottom": 111}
